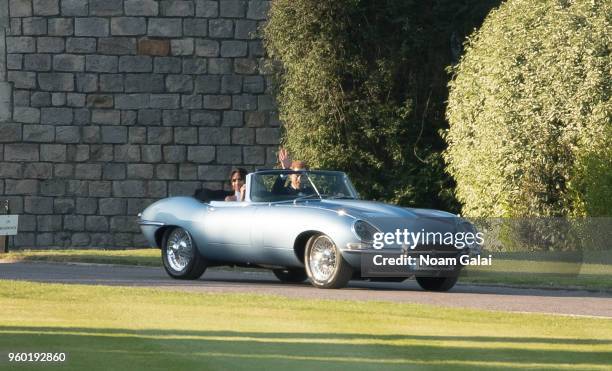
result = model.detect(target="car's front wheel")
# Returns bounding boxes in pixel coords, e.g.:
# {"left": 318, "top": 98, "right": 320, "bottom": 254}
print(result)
{"left": 304, "top": 234, "right": 353, "bottom": 289}
{"left": 272, "top": 268, "right": 308, "bottom": 283}
{"left": 161, "top": 227, "right": 207, "bottom": 280}
{"left": 415, "top": 276, "right": 458, "bottom": 291}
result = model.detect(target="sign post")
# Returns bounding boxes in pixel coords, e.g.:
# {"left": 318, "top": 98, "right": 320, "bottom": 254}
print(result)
{"left": 0, "top": 200, "right": 17, "bottom": 253}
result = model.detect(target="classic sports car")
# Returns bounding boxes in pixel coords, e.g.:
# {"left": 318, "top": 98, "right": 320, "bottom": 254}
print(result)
{"left": 139, "top": 170, "right": 479, "bottom": 291}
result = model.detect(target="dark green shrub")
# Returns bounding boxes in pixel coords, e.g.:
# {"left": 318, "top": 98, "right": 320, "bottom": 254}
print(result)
{"left": 445, "top": 0, "right": 611, "bottom": 217}
{"left": 263, "top": 0, "right": 498, "bottom": 209}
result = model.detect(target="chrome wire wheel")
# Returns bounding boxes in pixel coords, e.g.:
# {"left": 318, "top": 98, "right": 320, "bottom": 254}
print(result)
{"left": 308, "top": 235, "right": 338, "bottom": 283}
{"left": 166, "top": 228, "right": 194, "bottom": 272}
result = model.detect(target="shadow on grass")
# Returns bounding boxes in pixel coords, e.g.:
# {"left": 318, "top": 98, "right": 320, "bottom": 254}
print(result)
{"left": 0, "top": 327, "right": 610, "bottom": 370}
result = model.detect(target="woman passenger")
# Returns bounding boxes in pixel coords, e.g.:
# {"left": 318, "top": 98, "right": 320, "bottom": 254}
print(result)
{"left": 225, "top": 168, "right": 247, "bottom": 201}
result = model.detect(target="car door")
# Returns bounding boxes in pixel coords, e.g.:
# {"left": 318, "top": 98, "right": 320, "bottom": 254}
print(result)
{"left": 201, "top": 202, "right": 256, "bottom": 262}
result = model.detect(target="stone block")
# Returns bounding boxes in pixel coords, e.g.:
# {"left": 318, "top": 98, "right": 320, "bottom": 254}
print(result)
{"left": 66, "top": 37, "right": 96, "bottom": 53}
{"left": 8, "top": 71, "right": 36, "bottom": 89}
{"left": 256, "top": 128, "right": 280, "bottom": 145}
{"left": 24, "top": 53, "right": 50, "bottom": 71}
{"left": 141, "top": 145, "right": 162, "bottom": 162}
{"left": 163, "top": 109, "right": 189, "bottom": 125}
{"left": 115, "top": 93, "right": 149, "bottom": 109}
{"left": 9, "top": 0, "right": 32, "bottom": 17}
{"left": 170, "top": 38, "right": 194, "bottom": 56}
{"left": 221, "top": 75, "right": 242, "bottom": 94}
{"left": 23, "top": 163, "right": 53, "bottom": 179}
{"left": 92, "top": 109, "right": 121, "bottom": 124}
{"left": 243, "top": 75, "right": 264, "bottom": 93}
{"left": 53, "top": 54, "right": 85, "bottom": 72}
{"left": 208, "top": 58, "right": 232, "bottom": 74}
{"left": 111, "top": 17, "right": 147, "bottom": 36}
{"left": 233, "top": 94, "right": 257, "bottom": 111}
{"left": 40, "top": 144, "right": 67, "bottom": 162}
{"left": 101, "top": 126, "right": 127, "bottom": 144}
{"left": 23, "top": 124, "right": 54, "bottom": 142}
{"left": 222, "top": 110, "right": 243, "bottom": 127}
{"left": 195, "top": 39, "right": 219, "bottom": 57}
{"left": 129, "top": 127, "right": 147, "bottom": 144}
{"left": 248, "top": 40, "right": 265, "bottom": 57}
{"left": 194, "top": 75, "right": 220, "bottom": 93}
{"left": 76, "top": 73, "right": 98, "bottom": 92}
{"left": 52, "top": 93, "right": 66, "bottom": 106}
{"left": 148, "top": 18, "right": 182, "bottom": 37}
{"left": 161, "top": 1, "right": 194, "bottom": 16}
{"left": 235, "top": 20, "right": 257, "bottom": 40}
{"left": 150, "top": 94, "right": 180, "bottom": 109}
{"left": 38, "top": 72, "right": 74, "bottom": 91}
{"left": 110, "top": 216, "right": 140, "bottom": 232}
{"left": 122, "top": 111, "right": 137, "bottom": 125}
{"left": 23, "top": 17, "right": 47, "bottom": 35}
{"left": 243, "top": 145, "right": 265, "bottom": 164}
{"left": 56, "top": 126, "right": 80, "bottom": 143}
{"left": 67, "top": 144, "right": 90, "bottom": 162}
{"left": 98, "top": 37, "right": 137, "bottom": 55}
{"left": 138, "top": 109, "right": 162, "bottom": 125}
{"left": 81, "top": 126, "right": 100, "bottom": 143}
{"left": 99, "top": 198, "right": 126, "bottom": 215}
{"left": 183, "top": 19, "right": 207, "bottom": 37}
{"left": 86, "top": 55, "right": 118, "bottom": 73}
{"left": 220, "top": 0, "right": 246, "bottom": 17}
{"left": 37, "top": 215, "right": 62, "bottom": 232}
{"left": 75, "top": 163, "right": 102, "bottom": 179}
{"left": 53, "top": 198, "right": 74, "bottom": 214}
{"left": 13, "top": 107, "right": 40, "bottom": 123}
{"left": 147, "top": 127, "right": 173, "bottom": 144}
{"left": 197, "top": 165, "right": 230, "bottom": 181}
{"left": 231, "top": 128, "right": 254, "bottom": 144}
{"left": 86, "top": 216, "right": 109, "bottom": 231}
{"left": 33, "top": 0, "right": 59, "bottom": 15}
{"left": 181, "top": 94, "right": 202, "bottom": 109}
{"left": 125, "top": 0, "right": 158, "bottom": 16}
{"left": 182, "top": 58, "right": 206, "bottom": 74}
{"left": 247, "top": 0, "right": 269, "bottom": 20}
{"left": 166, "top": 74, "right": 193, "bottom": 93}
{"left": 163, "top": 145, "right": 186, "bottom": 163}
{"left": 198, "top": 127, "right": 230, "bottom": 144}
{"left": 36, "top": 36, "right": 64, "bottom": 53}
{"left": 203, "top": 95, "right": 231, "bottom": 109}
{"left": 114, "top": 144, "right": 141, "bottom": 162}
{"left": 99, "top": 74, "right": 123, "bottom": 92}
{"left": 168, "top": 181, "right": 200, "bottom": 196}
{"left": 40, "top": 179, "right": 66, "bottom": 196}
{"left": 127, "top": 164, "right": 153, "bottom": 179}
{"left": 7, "top": 54, "right": 23, "bottom": 70}
{"left": 191, "top": 110, "right": 220, "bottom": 126}
{"left": 125, "top": 74, "right": 164, "bottom": 92}
{"left": 48, "top": 18, "right": 73, "bottom": 36}
{"left": 0, "top": 124, "right": 23, "bottom": 143}
{"left": 220, "top": 40, "right": 247, "bottom": 57}
{"left": 41, "top": 107, "right": 73, "bottom": 124}
{"left": 87, "top": 95, "right": 114, "bottom": 108}
{"left": 76, "top": 197, "right": 98, "bottom": 214}
{"left": 154, "top": 57, "right": 181, "bottom": 73}
{"left": 5, "top": 179, "right": 38, "bottom": 194}
{"left": 113, "top": 180, "right": 146, "bottom": 197}
{"left": 174, "top": 127, "right": 198, "bottom": 144}
{"left": 179, "top": 164, "right": 197, "bottom": 180}
{"left": 156, "top": 164, "right": 177, "bottom": 180}
{"left": 61, "top": 0, "right": 87, "bottom": 16}
{"left": 64, "top": 215, "right": 84, "bottom": 231}
{"left": 195, "top": 0, "right": 218, "bottom": 17}
{"left": 119, "top": 55, "right": 153, "bottom": 72}
{"left": 6, "top": 36, "right": 35, "bottom": 53}
{"left": 103, "top": 163, "right": 126, "bottom": 180}
{"left": 90, "top": 0, "right": 123, "bottom": 16}
{"left": 89, "top": 181, "right": 112, "bottom": 197}
{"left": 216, "top": 146, "right": 241, "bottom": 164}
{"left": 75, "top": 17, "right": 109, "bottom": 37}
{"left": 209, "top": 19, "right": 233, "bottom": 38}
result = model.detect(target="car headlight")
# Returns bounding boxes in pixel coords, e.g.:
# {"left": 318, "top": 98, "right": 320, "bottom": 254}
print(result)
{"left": 352, "top": 220, "right": 379, "bottom": 243}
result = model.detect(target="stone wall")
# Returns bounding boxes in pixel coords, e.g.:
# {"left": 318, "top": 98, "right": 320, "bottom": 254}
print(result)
{"left": 0, "top": 0, "right": 278, "bottom": 248}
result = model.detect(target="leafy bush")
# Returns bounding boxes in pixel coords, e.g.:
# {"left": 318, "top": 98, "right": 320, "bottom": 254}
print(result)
{"left": 445, "top": 0, "right": 611, "bottom": 217}
{"left": 263, "top": 0, "right": 498, "bottom": 209}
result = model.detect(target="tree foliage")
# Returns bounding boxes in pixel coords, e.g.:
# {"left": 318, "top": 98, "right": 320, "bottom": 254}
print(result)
{"left": 445, "top": 0, "right": 611, "bottom": 217}
{"left": 263, "top": 0, "right": 499, "bottom": 210}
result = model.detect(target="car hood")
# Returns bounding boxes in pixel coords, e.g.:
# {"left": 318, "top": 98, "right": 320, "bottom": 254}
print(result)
{"left": 314, "top": 199, "right": 456, "bottom": 219}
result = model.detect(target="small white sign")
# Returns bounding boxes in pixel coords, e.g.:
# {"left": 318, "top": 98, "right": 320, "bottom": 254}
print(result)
{"left": 0, "top": 215, "right": 18, "bottom": 236}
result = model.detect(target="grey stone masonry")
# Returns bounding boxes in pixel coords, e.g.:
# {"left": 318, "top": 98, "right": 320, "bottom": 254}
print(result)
{"left": 2, "top": 0, "right": 277, "bottom": 248}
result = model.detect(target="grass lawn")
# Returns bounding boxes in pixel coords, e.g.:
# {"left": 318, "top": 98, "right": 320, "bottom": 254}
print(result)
{"left": 2, "top": 249, "right": 611, "bottom": 291}
{"left": 0, "top": 280, "right": 611, "bottom": 370}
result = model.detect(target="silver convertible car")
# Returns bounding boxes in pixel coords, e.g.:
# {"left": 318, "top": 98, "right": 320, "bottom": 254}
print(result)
{"left": 139, "top": 170, "right": 479, "bottom": 291}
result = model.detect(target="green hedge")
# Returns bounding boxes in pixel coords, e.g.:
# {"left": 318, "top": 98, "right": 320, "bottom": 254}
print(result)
{"left": 263, "top": 0, "right": 499, "bottom": 209}
{"left": 445, "top": 0, "right": 611, "bottom": 217}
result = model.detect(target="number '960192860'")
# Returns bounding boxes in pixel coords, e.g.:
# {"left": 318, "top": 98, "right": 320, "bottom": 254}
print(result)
{"left": 8, "top": 352, "right": 67, "bottom": 362}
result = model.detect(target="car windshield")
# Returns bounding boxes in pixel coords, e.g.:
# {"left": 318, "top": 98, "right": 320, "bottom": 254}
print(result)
{"left": 249, "top": 171, "right": 359, "bottom": 203}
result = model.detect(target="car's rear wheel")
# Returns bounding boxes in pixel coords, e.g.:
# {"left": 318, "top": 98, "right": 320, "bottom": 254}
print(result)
{"left": 304, "top": 234, "right": 353, "bottom": 289}
{"left": 161, "top": 227, "right": 207, "bottom": 280}
{"left": 415, "top": 276, "right": 458, "bottom": 291}
{"left": 272, "top": 268, "right": 308, "bottom": 283}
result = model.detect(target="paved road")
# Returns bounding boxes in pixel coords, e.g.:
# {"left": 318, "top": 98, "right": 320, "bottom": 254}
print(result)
{"left": 1, "top": 261, "right": 611, "bottom": 317}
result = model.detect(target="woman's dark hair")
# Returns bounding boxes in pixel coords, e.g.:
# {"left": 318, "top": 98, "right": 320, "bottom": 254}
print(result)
{"left": 229, "top": 168, "right": 248, "bottom": 184}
